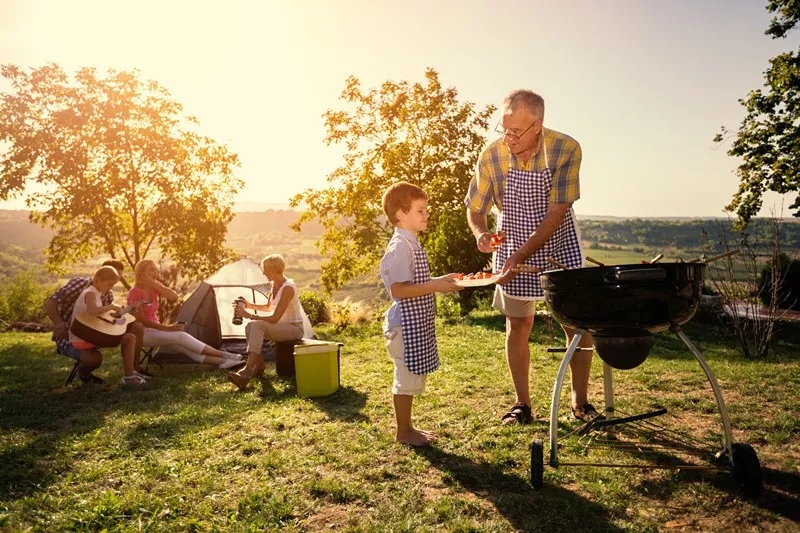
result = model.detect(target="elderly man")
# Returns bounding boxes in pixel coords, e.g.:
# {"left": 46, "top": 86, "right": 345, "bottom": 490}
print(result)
{"left": 465, "top": 89, "right": 599, "bottom": 425}
{"left": 44, "top": 259, "right": 145, "bottom": 384}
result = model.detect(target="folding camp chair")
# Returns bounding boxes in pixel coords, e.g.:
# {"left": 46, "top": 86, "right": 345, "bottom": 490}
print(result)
{"left": 57, "top": 344, "right": 80, "bottom": 386}
{"left": 139, "top": 346, "right": 161, "bottom": 373}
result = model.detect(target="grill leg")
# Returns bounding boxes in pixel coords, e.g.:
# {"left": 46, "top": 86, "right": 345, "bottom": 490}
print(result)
{"left": 673, "top": 328, "right": 734, "bottom": 460}
{"left": 549, "top": 331, "right": 584, "bottom": 467}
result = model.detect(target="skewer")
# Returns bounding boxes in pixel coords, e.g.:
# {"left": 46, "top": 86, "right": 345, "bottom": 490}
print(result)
{"left": 546, "top": 257, "right": 568, "bottom": 270}
{"left": 704, "top": 250, "right": 740, "bottom": 263}
{"left": 585, "top": 256, "right": 605, "bottom": 267}
{"left": 512, "top": 265, "right": 543, "bottom": 274}
{"left": 689, "top": 249, "right": 739, "bottom": 263}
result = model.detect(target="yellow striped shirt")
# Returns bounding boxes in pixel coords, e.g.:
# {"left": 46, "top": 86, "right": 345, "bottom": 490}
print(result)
{"left": 465, "top": 127, "right": 582, "bottom": 213}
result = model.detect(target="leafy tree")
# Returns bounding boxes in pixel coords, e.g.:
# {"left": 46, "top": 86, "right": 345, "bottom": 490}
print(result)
{"left": 0, "top": 64, "right": 242, "bottom": 284}
{"left": 715, "top": 1, "right": 800, "bottom": 227}
{"left": 290, "top": 68, "right": 495, "bottom": 295}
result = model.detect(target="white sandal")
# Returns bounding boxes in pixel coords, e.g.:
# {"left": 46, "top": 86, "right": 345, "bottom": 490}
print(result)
{"left": 120, "top": 374, "right": 147, "bottom": 385}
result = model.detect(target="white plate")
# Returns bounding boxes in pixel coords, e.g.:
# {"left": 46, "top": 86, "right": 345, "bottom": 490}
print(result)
{"left": 455, "top": 274, "right": 502, "bottom": 287}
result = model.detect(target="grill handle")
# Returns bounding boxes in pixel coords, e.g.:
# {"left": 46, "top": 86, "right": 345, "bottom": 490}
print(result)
{"left": 607, "top": 268, "right": 667, "bottom": 282}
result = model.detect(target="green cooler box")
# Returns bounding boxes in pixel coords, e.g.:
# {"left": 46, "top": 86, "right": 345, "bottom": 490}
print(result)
{"left": 293, "top": 340, "right": 342, "bottom": 397}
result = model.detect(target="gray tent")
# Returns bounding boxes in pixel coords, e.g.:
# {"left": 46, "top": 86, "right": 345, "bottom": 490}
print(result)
{"left": 171, "top": 256, "right": 273, "bottom": 349}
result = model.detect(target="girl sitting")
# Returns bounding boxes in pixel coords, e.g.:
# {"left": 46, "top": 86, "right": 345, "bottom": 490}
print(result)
{"left": 127, "top": 259, "right": 242, "bottom": 369}
{"left": 69, "top": 265, "right": 145, "bottom": 385}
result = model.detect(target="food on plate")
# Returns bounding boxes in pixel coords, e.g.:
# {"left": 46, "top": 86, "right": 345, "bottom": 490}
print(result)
{"left": 453, "top": 272, "right": 494, "bottom": 281}
{"left": 490, "top": 232, "right": 506, "bottom": 247}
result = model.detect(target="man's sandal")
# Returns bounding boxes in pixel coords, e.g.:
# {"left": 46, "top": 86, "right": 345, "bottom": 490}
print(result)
{"left": 501, "top": 402, "right": 534, "bottom": 425}
{"left": 572, "top": 403, "right": 605, "bottom": 422}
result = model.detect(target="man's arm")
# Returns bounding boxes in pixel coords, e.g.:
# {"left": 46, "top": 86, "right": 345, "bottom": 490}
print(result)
{"left": 467, "top": 209, "right": 494, "bottom": 253}
{"left": 497, "top": 202, "right": 571, "bottom": 280}
{"left": 44, "top": 297, "right": 67, "bottom": 339}
{"left": 515, "top": 202, "right": 571, "bottom": 261}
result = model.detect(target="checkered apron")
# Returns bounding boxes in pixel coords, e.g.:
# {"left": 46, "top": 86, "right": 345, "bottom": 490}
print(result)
{"left": 496, "top": 139, "right": 584, "bottom": 299}
{"left": 398, "top": 238, "right": 439, "bottom": 375}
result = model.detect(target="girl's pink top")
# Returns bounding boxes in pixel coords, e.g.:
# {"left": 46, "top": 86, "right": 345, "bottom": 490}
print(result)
{"left": 127, "top": 285, "right": 160, "bottom": 324}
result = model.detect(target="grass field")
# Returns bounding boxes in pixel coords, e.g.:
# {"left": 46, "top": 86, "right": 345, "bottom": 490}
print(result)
{"left": 1, "top": 314, "right": 799, "bottom": 532}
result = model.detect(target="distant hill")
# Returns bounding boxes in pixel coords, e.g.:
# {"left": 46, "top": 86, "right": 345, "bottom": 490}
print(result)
{"left": 233, "top": 202, "right": 292, "bottom": 212}
{"left": 3, "top": 209, "right": 800, "bottom": 288}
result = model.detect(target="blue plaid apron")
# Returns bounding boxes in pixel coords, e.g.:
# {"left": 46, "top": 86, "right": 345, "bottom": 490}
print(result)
{"left": 398, "top": 238, "right": 439, "bottom": 375}
{"left": 496, "top": 139, "right": 584, "bottom": 299}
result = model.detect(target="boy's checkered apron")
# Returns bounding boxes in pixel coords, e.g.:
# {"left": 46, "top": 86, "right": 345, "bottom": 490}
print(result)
{"left": 398, "top": 240, "right": 439, "bottom": 375}
{"left": 496, "top": 139, "right": 583, "bottom": 299}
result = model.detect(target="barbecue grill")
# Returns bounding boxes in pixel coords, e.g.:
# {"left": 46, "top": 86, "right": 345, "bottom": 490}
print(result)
{"left": 530, "top": 254, "right": 763, "bottom": 497}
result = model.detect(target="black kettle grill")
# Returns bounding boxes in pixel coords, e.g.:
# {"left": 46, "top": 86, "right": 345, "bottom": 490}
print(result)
{"left": 539, "top": 262, "right": 704, "bottom": 369}
{"left": 528, "top": 253, "right": 762, "bottom": 497}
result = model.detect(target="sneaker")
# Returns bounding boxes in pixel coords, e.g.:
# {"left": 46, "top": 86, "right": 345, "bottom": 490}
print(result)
{"left": 120, "top": 374, "right": 147, "bottom": 385}
{"left": 221, "top": 351, "right": 244, "bottom": 361}
{"left": 219, "top": 358, "right": 244, "bottom": 370}
{"left": 79, "top": 373, "right": 106, "bottom": 385}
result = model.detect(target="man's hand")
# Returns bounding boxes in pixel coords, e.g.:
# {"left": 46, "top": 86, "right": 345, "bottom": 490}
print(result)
{"left": 475, "top": 232, "right": 494, "bottom": 254}
{"left": 53, "top": 321, "right": 68, "bottom": 339}
{"left": 496, "top": 252, "right": 525, "bottom": 285}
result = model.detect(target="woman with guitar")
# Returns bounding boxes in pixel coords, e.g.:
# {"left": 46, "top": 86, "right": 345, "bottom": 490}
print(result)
{"left": 69, "top": 265, "right": 145, "bottom": 385}
{"left": 127, "top": 259, "right": 242, "bottom": 369}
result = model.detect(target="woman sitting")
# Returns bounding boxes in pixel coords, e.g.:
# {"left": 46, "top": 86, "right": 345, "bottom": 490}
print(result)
{"left": 127, "top": 259, "right": 242, "bottom": 369}
{"left": 228, "top": 254, "right": 304, "bottom": 390}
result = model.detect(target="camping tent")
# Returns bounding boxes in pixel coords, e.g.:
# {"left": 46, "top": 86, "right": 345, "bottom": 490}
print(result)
{"left": 172, "top": 256, "right": 273, "bottom": 348}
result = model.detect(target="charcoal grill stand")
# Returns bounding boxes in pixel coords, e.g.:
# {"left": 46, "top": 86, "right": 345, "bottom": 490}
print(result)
{"left": 532, "top": 327, "right": 762, "bottom": 496}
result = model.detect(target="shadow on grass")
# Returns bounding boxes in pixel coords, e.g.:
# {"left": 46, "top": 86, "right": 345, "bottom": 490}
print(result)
{"left": 309, "top": 386, "right": 368, "bottom": 422}
{"left": 251, "top": 375, "right": 368, "bottom": 422}
{"left": 0, "top": 341, "right": 247, "bottom": 502}
{"left": 591, "top": 418, "right": 800, "bottom": 524}
{"left": 415, "top": 447, "right": 624, "bottom": 533}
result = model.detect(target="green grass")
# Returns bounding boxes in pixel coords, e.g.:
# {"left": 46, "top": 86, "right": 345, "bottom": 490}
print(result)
{"left": 1, "top": 316, "right": 799, "bottom": 532}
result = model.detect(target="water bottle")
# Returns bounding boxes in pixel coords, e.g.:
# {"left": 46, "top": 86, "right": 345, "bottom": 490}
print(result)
{"left": 232, "top": 297, "right": 246, "bottom": 325}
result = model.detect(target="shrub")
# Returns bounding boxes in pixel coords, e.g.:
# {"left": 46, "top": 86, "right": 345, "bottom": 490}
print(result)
{"left": 0, "top": 269, "right": 56, "bottom": 325}
{"left": 300, "top": 290, "right": 331, "bottom": 325}
{"left": 328, "top": 298, "right": 372, "bottom": 332}
{"left": 758, "top": 253, "right": 800, "bottom": 310}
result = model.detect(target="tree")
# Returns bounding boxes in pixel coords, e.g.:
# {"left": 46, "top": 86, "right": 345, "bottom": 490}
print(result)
{"left": 290, "top": 68, "right": 495, "bottom": 295}
{"left": 0, "top": 64, "right": 242, "bottom": 283}
{"left": 715, "top": 1, "right": 800, "bottom": 227}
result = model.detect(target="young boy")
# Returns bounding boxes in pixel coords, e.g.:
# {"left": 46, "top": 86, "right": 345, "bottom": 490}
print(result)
{"left": 379, "top": 182, "right": 463, "bottom": 447}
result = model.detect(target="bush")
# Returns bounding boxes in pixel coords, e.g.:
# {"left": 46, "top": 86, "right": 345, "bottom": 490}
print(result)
{"left": 758, "top": 253, "right": 800, "bottom": 310}
{"left": 328, "top": 298, "right": 373, "bottom": 332}
{"left": 300, "top": 290, "right": 331, "bottom": 326}
{"left": 0, "top": 269, "right": 57, "bottom": 325}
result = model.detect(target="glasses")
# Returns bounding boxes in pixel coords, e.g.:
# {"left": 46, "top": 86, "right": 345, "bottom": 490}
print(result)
{"left": 494, "top": 119, "right": 539, "bottom": 140}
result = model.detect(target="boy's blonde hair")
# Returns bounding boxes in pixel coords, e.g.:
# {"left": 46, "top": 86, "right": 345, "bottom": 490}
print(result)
{"left": 134, "top": 259, "right": 157, "bottom": 285}
{"left": 382, "top": 182, "right": 428, "bottom": 225}
{"left": 260, "top": 254, "right": 286, "bottom": 274}
{"left": 93, "top": 265, "right": 120, "bottom": 284}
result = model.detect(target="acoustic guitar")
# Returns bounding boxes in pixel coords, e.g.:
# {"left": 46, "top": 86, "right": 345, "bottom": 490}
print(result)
{"left": 70, "top": 303, "right": 140, "bottom": 348}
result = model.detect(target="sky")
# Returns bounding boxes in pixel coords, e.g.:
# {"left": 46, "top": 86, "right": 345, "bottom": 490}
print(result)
{"left": 1, "top": 0, "right": 798, "bottom": 218}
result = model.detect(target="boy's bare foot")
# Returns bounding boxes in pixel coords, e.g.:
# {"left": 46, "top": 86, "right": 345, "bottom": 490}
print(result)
{"left": 396, "top": 428, "right": 437, "bottom": 447}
